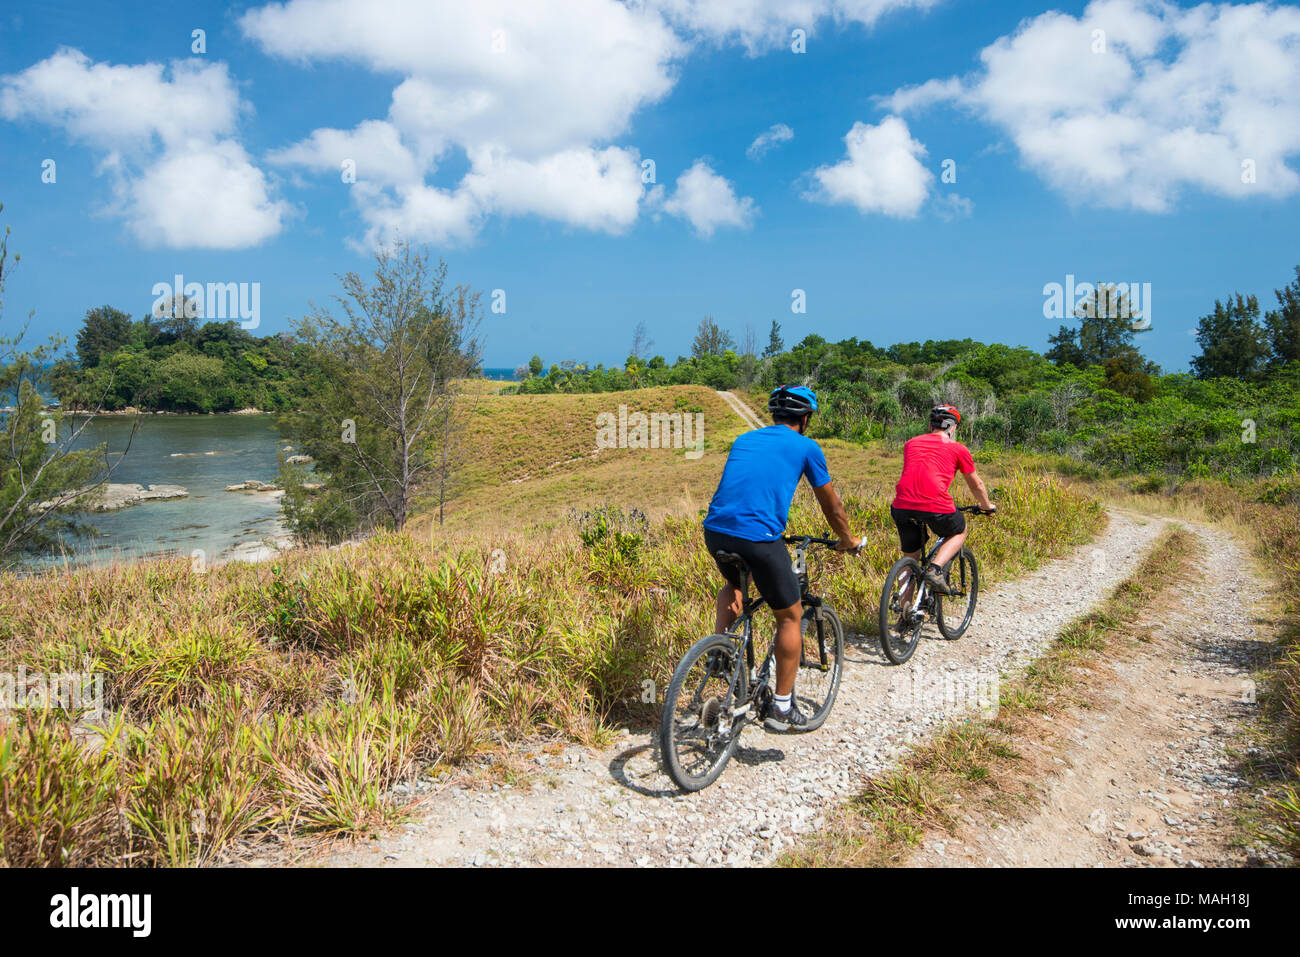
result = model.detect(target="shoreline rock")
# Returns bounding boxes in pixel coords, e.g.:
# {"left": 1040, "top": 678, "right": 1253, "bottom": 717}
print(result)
{"left": 39, "top": 483, "right": 189, "bottom": 512}
{"left": 226, "top": 480, "right": 280, "bottom": 492}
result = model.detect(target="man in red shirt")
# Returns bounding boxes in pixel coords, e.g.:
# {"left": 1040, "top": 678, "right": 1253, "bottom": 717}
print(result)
{"left": 891, "top": 405, "right": 996, "bottom": 594}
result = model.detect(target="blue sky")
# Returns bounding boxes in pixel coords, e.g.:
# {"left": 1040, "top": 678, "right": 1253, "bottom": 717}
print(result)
{"left": 2, "top": 0, "right": 1298, "bottom": 372}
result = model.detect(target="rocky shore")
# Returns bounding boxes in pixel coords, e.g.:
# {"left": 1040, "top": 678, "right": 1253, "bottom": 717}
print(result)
{"left": 39, "top": 483, "right": 189, "bottom": 512}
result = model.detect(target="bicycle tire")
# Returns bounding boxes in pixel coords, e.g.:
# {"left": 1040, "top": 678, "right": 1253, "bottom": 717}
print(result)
{"left": 936, "top": 548, "right": 979, "bottom": 640}
{"left": 879, "top": 557, "right": 926, "bottom": 665}
{"left": 797, "top": 603, "right": 844, "bottom": 731}
{"left": 660, "top": 633, "right": 745, "bottom": 791}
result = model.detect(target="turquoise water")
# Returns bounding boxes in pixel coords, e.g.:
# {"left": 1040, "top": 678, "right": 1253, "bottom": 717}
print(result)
{"left": 36, "top": 415, "right": 288, "bottom": 569}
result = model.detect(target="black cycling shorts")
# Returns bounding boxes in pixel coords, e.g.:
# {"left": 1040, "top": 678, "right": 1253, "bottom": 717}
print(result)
{"left": 703, "top": 527, "right": 802, "bottom": 611}
{"left": 890, "top": 506, "right": 966, "bottom": 554}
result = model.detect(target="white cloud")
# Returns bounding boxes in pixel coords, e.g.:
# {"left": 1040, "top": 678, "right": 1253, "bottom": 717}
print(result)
{"left": 806, "top": 115, "right": 933, "bottom": 217}
{"left": 129, "top": 142, "right": 288, "bottom": 248}
{"left": 662, "top": 160, "right": 757, "bottom": 237}
{"left": 245, "top": 0, "right": 947, "bottom": 244}
{"left": 933, "top": 192, "right": 974, "bottom": 221}
{"left": 463, "top": 146, "right": 646, "bottom": 233}
{"left": 747, "top": 122, "right": 794, "bottom": 159}
{"left": 885, "top": 0, "right": 1300, "bottom": 212}
{"left": 242, "top": 0, "right": 682, "bottom": 245}
{"left": 268, "top": 119, "right": 423, "bottom": 188}
{"left": 651, "top": 0, "right": 943, "bottom": 53}
{"left": 0, "top": 49, "right": 287, "bottom": 249}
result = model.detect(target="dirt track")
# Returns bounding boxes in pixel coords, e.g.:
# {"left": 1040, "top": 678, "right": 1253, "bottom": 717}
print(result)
{"left": 278, "top": 504, "right": 1277, "bottom": 868}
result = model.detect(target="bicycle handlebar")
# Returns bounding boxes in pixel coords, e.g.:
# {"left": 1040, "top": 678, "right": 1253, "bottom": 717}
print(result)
{"left": 958, "top": 504, "right": 997, "bottom": 515}
{"left": 783, "top": 534, "right": 864, "bottom": 554}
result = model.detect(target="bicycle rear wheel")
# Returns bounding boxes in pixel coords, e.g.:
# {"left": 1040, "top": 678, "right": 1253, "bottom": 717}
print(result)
{"left": 880, "top": 557, "right": 926, "bottom": 665}
{"left": 936, "top": 548, "right": 979, "bottom": 640}
{"left": 796, "top": 603, "right": 844, "bottom": 730}
{"left": 660, "top": 633, "right": 745, "bottom": 791}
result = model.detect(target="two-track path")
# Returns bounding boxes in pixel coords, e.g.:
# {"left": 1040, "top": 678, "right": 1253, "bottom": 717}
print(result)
{"left": 285, "top": 506, "right": 1275, "bottom": 868}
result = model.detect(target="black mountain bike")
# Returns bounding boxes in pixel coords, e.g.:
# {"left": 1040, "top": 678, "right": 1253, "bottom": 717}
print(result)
{"left": 660, "top": 536, "right": 847, "bottom": 792}
{"left": 878, "top": 505, "right": 991, "bottom": 665}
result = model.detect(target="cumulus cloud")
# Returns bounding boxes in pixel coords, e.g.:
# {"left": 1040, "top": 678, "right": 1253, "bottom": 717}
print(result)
{"left": 662, "top": 160, "right": 757, "bottom": 236}
{"left": 462, "top": 146, "right": 646, "bottom": 232}
{"left": 806, "top": 115, "right": 933, "bottom": 217}
{"left": 0, "top": 49, "right": 287, "bottom": 248}
{"left": 243, "top": 0, "right": 947, "bottom": 244}
{"left": 883, "top": 0, "right": 1300, "bottom": 212}
{"left": 747, "top": 122, "right": 794, "bottom": 159}
{"left": 243, "top": 0, "right": 680, "bottom": 245}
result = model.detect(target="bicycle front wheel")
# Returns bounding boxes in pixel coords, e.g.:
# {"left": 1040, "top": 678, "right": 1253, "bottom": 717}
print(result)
{"left": 880, "top": 557, "right": 926, "bottom": 665}
{"left": 660, "top": 633, "right": 744, "bottom": 792}
{"left": 796, "top": 603, "right": 844, "bottom": 731}
{"left": 936, "top": 548, "right": 979, "bottom": 640}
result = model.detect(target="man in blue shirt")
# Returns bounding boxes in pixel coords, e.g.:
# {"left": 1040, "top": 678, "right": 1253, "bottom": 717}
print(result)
{"left": 703, "top": 385, "right": 860, "bottom": 732}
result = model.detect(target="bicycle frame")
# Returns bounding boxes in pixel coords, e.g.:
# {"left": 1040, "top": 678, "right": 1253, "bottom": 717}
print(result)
{"left": 897, "top": 506, "right": 984, "bottom": 616}
{"left": 713, "top": 536, "right": 836, "bottom": 732}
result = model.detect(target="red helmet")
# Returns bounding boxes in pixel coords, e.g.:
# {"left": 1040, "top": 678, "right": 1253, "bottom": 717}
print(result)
{"left": 930, "top": 404, "right": 961, "bottom": 428}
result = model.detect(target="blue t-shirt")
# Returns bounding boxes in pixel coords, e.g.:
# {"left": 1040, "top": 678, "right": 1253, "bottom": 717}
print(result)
{"left": 703, "top": 425, "right": 832, "bottom": 542}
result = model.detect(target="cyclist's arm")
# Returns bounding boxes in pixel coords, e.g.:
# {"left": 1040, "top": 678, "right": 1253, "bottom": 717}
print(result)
{"left": 812, "top": 482, "right": 860, "bottom": 549}
{"left": 961, "top": 469, "right": 995, "bottom": 512}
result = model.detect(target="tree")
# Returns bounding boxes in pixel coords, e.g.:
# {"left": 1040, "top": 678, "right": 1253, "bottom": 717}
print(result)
{"left": 1075, "top": 283, "right": 1138, "bottom": 365}
{"left": 1266, "top": 265, "right": 1300, "bottom": 367}
{"left": 278, "top": 242, "right": 482, "bottom": 540}
{"left": 738, "top": 321, "right": 760, "bottom": 386}
{"left": 0, "top": 202, "right": 134, "bottom": 562}
{"left": 151, "top": 292, "right": 200, "bottom": 344}
{"left": 1191, "top": 293, "right": 1269, "bottom": 380}
{"left": 763, "top": 320, "right": 784, "bottom": 358}
{"left": 75, "top": 305, "right": 133, "bottom": 368}
{"left": 1102, "top": 350, "right": 1155, "bottom": 401}
{"left": 691, "top": 315, "right": 734, "bottom": 358}
{"left": 1045, "top": 284, "right": 1143, "bottom": 368}
{"left": 629, "top": 321, "right": 654, "bottom": 360}
{"left": 528, "top": 354, "right": 544, "bottom": 377}
{"left": 1045, "top": 324, "right": 1086, "bottom": 367}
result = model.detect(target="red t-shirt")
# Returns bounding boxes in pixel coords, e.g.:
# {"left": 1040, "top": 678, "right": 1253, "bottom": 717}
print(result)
{"left": 892, "top": 432, "right": 976, "bottom": 512}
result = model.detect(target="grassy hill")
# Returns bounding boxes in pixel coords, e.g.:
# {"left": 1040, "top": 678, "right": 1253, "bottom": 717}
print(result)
{"left": 414, "top": 383, "right": 925, "bottom": 538}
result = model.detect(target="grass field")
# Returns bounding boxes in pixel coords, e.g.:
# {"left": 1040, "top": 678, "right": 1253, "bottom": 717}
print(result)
{"left": 0, "top": 382, "right": 1104, "bottom": 865}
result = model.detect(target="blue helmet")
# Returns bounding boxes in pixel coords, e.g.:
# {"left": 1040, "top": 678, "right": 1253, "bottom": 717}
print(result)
{"left": 768, "top": 384, "right": 818, "bottom": 419}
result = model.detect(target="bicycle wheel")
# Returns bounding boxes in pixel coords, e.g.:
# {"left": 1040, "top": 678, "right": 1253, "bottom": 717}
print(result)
{"left": 879, "top": 557, "right": 926, "bottom": 665}
{"left": 796, "top": 603, "right": 844, "bottom": 731}
{"left": 660, "top": 633, "right": 745, "bottom": 791}
{"left": 936, "top": 548, "right": 979, "bottom": 640}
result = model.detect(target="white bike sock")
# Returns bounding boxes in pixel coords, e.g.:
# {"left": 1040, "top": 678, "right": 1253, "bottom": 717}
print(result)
{"left": 773, "top": 692, "right": 792, "bottom": 713}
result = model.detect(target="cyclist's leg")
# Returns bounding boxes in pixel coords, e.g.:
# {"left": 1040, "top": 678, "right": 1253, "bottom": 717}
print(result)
{"left": 891, "top": 506, "right": 926, "bottom": 603}
{"left": 927, "top": 511, "right": 968, "bottom": 568}
{"left": 772, "top": 600, "right": 803, "bottom": 696}
{"left": 714, "top": 584, "right": 743, "bottom": 633}
{"left": 737, "top": 536, "right": 803, "bottom": 697}
{"left": 703, "top": 527, "right": 746, "bottom": 632}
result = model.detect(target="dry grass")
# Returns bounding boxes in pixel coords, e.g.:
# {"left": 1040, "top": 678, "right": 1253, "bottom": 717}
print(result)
{"left": 0, "top": 464, "right": 1100, "bottom": 866}
{"left": 409, "top": 385, "right": 744, "bottom": 535}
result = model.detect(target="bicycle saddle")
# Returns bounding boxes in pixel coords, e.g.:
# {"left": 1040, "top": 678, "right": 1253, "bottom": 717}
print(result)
{"left": 713, "top": 550, "right": 748, "bottom": 570}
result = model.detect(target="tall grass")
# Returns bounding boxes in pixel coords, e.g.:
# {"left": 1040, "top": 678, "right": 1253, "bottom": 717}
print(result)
{"left": 0, "top": 470, "right": 1101, "bottom": 866}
